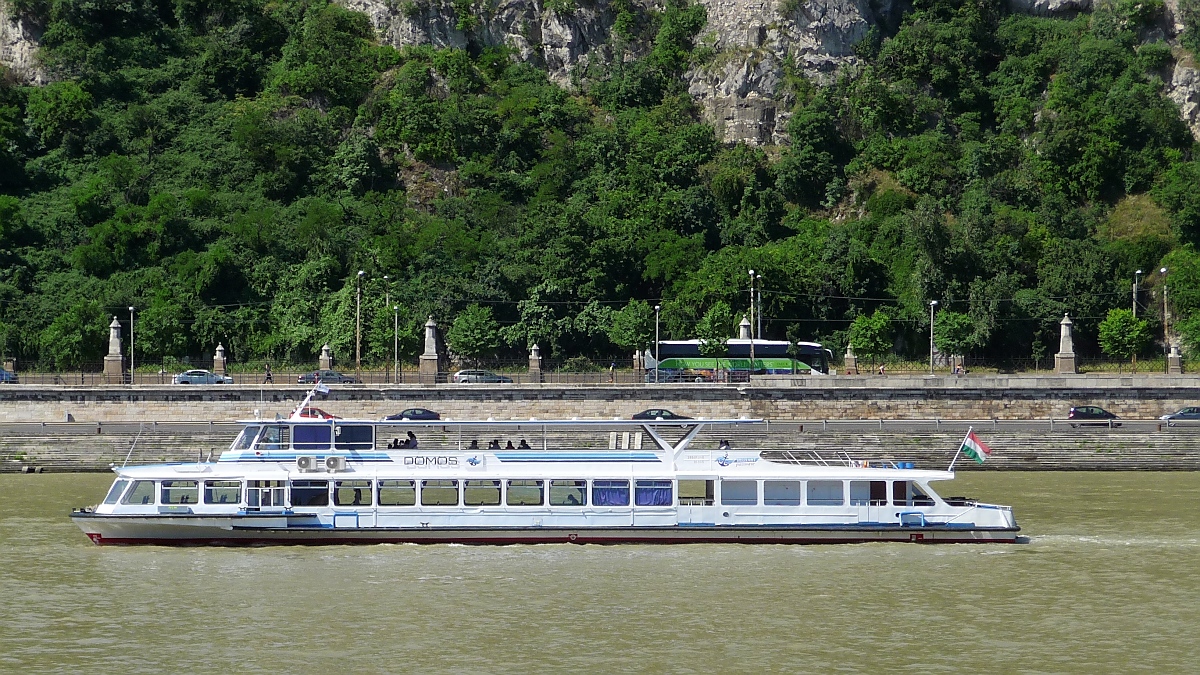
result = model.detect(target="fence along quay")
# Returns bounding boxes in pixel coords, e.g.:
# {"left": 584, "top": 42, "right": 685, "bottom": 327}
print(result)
{"left": 68, "top": 388, "right": 1019, "bottom": 545}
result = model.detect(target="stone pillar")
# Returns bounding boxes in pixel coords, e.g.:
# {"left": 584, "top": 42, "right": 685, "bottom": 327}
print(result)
{"left": 419, "top": 316, "right": 440, "bottom": 383}
{"left": 528, "top": 343, "right": 542, "bottom": 384}
{"left": 319, "top": 344, "right": 333, "bottom": 370}
{"left": 738, "top": 316, "right": 752, "bottom": 339}
{"left": 103, "top": 316, "right": 125, "bottom": 384}
{"left": 1055, "top": 313, "right": 1076, "bottom": 374}
{"left": 1168, "top": 343, "right": 1183, "bottom": 375}
{"left": 213, "top": 343, "right": 226, "bottom": 376}
{"left": 843, "top": 344, "right": 858, "bottom": 375}
{"left": 633, "top": 349, "right": 645, "bottom": 381}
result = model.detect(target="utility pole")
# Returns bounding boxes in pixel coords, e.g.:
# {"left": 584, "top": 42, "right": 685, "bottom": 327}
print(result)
{"left": 1161, "top": 267, "right": 1169, "bottom": 369}
{"left": 654, "top": 304, "right": 661, "bottom": 384}
{"left": 128, "top": 306, "right": 135, "bottom": 384}
{"left": 756, "top": 273, "right": 763, "bottom": 340}
{"left": 393, "top": 305, "right": 399, "bottom": 385}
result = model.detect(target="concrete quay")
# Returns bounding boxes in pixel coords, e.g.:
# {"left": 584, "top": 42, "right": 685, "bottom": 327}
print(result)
{"left": 2, "top": 375, "right": 1200, "bottom": 423}
{"left": 3, "top": 423, "right": 1198, "bottom": 472}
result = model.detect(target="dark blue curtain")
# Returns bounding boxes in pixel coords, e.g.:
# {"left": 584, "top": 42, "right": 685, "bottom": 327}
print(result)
{"left": 592, "top": 481, "right": 630, "bottom": 506}
{"left": 294, "top": 425, "right": 331, "bottom": 450}
{"left": 635, "top": 481, "right": 673, "bottom": 506}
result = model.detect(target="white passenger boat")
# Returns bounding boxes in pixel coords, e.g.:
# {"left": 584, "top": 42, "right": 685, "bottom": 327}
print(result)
{"left": 71, "top": 394, "right": 1020, "bottom": 545}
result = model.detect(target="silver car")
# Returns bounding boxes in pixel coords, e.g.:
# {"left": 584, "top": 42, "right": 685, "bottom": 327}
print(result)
{"left": 452, "top": 369, "right": 513, "bottom": 384}
{"left": 172, "top": 369, "right": 233, "bottom": 384}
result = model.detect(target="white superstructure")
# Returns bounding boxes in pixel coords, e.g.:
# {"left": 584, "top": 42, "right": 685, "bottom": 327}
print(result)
{"left": 71, "top": 403, "right": 1019, "bottom": 545}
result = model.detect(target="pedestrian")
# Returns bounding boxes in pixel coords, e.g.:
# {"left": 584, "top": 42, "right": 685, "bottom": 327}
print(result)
{"left": 878, "top": 363, "right": 886, "bottom": 376}
{"left": 263, "top": 363, "right": 273, "bottom": 384}
{"left": 609, "top": 361, "right": 616, "bottom": 383}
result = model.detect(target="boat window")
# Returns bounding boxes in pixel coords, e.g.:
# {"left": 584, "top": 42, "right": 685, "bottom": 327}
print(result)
{"left": 204, "top": 480, "right": 242, "bottom": 504}
{"left": 464, "top": 480, "right": 501, "bottom": 506}
{"left": 592, "top": 480, "right": 630, "bottom": 506}
{"left": 421, "top": 480, "right": 459, "bottom": 506}
{"left": 678, "top": 479, "right": 714, "bottom": 506}
{"left": 549, "top": 480, "right": 587, "bottom": 506}
{"left": 507, "top": 480, "right": 544, "bottom": 506}
{"left": 291, "top": 480, "right": 329, "bottom": 506}
{"left": 334, "top": 480, "right": 373, "bottom": 506}
{"left": 850, "top": 480, "right": 888, "bottom": 506}
{"left": 378, "top": 480, "right": 416, "bottom": 506}
{"left": 257, "top": 425, "right": 289, "bottom": 451}
{"left": 232, "top": 426, "right": 260, "bottom": 451}
{"left": 721, "top": 480, "right": 758, "bottom": 505}
{"left": 294, "top": 425, "right": 332, "bottom": 450}
{"left": 103, "top": 479, "right": 129, "bottom": 505}
{"left": 892, "top": 480, "right": 936, "bottom": 506}
{"left": 247, "top": 480, "right": 286, "bottom": 507}
{"left": 161, "top": 480, "right": 199, "bottom": 504}
{"left": 635, "top": 480, "right": 673, "bottom": 506}
{"left": 121, "top": 480, "right": 156, "bottom": 505}
{"left": 807, "top": 480, "right": 844, "bottom": 506}
{"left": 334, "top": 425, "right": 374, "bottom": 451}
{"left": 764, "top": 480, "right": 801, "bottom": 505}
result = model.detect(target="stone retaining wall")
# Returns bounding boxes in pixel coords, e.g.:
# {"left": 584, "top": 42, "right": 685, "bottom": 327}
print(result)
{"left": 3, "top": 377, "right": 1200, "bottom": 422}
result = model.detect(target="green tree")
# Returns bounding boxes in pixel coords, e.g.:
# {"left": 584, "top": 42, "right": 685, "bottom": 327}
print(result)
{"left": 848, "top": 310, "right": 892, "bottom": 364}
{"left": 1098, "top": 308, "right": 1153, "bottom": 371}
{"left": 695, "top": 301, "right": 732, "bottom": 371}
{"left": 39, "top": 302, "right": 107, "bottom": 369}
{"left": 607, "top": 300, "right": 655, "bottom": 352}
{"left": 933, "top": 311, "right": 978, "bottom": 357}
{"left": 446, "top": 304, "right": 500, "bottom": 364}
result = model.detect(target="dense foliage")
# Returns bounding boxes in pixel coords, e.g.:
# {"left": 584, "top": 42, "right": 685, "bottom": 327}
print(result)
{"left": 0, "top": 0, "right": 1197, "bottom": 369}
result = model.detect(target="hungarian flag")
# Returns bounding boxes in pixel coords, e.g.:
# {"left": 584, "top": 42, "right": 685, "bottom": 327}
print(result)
{"left": 961, "top": 431, "right": 992, "bottom": 464}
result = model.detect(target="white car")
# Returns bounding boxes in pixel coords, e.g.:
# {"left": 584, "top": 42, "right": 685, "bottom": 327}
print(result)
{"left": 172, "top": 369, "right": 233, "bottom": 384}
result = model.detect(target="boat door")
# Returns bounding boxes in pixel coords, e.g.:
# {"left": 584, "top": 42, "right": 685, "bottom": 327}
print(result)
{"left": 851, "top": 480, "right": 888, "bottom": 524}
{"left": 676, "top": 479, "right": 715, "bottom": 525}
{"left": 332, "top": 480, "right": 374, "bottom": 528}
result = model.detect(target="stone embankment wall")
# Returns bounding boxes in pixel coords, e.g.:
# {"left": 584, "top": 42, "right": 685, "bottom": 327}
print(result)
{"left": 4, "top": 424, "right": 1198, "bottom": 472}
{"left": 4, "top": 376, "right": 1200, "bottom": 423}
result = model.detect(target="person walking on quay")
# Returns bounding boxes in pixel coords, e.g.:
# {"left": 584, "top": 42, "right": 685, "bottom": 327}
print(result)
{"left": 609, "top": 361, "right": 616, "bottom": 383}
{"left": 263, "top": 363, "right": 273, "bottom": 384}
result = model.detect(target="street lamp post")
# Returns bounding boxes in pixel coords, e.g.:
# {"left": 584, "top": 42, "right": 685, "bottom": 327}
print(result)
{"left": 383, "top": 275, "right": 390, "bottom": 381}
{"left": 356, "top": 270, "right": 364, "bottom": 377}
{"left": 748, "top": 270, "right": 756, "bottom": 368}
{"left": 393, "top": 305, "right": 399, "bottom": 385}
{"left": 929, "top": 300, "right": 938, "bottom": 375}
{"left": 654, "top": 304, "right": 661, "bottom": 384}
{"left": 755, "top": 272, "right": 763, "bottom": 340}
{"left": 1134, "top": 269, "right": 1142, "bottom": 317}
{"left": 1161, "top": 267, "right": 1169, "bottom": 368}
{"left": 128, "top": 306, "right": 135, "bottom": 384}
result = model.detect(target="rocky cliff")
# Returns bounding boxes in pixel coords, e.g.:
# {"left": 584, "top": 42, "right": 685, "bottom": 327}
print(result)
{"left": 2, "top": 0, "right": 1199, "bottom": 144}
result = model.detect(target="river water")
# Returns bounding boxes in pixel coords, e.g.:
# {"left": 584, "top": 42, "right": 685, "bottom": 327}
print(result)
{"left": 1, "top": 472, "right": 1197, "bottom": 673}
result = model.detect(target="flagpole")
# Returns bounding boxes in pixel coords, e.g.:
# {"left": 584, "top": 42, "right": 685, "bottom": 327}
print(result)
{"left": 948, "top": 426, "right": 972, "bottom": 472}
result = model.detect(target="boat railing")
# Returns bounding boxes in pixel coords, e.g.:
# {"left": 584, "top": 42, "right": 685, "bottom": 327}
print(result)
{"left": 764, "top": 449, "right": 921, "bottom": 470}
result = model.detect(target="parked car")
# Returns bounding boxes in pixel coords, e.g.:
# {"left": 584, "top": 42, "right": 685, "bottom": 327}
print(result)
{"left": 297, "top": 369, "right": 358, "bottom": 384}
{"left": 631, "top": 408, "right": 692, "bottom": 420}
{"left": 452, "top": 369, "right": 513, "bottom": 384}
{"left": 1160, "top": 407, "right": 1200, "bottom": 426}
{"left": 172, "top": 369, "right": 233, "bottom": 384}
{"left": 644, "top": 369, "right": 714, "bottom": 383}
{"left": 298, "top": 407, "right": 339, "bottom": 419}
{"left": 385, "top": 408, "right": 441, "bottom": 421}
{"left": 0, "top": 368, "right": 18, "bottom": 384}
{"left": 1068, "top": 405, "right": 1120, "bottom": 427}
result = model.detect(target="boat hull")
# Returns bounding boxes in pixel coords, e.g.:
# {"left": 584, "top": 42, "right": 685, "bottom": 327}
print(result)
{"left": 72, "top": 513, "right": 1020, "bottom": 545}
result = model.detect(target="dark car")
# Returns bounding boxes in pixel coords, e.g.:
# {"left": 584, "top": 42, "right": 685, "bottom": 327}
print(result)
{"left": 298, "top": 369, "right": 358, "bottom": 384}
{"left": 1160, "top": 407, "right": 1200, "bottom": 426}
{"left": 385, "top": 408, "right": 441, "bottom": 421}
{"left": 0, "top": 368, "right": 17, "bottom": 384}
{"left": 632, "top": 408, "right": 692, "bottom": 420}
{"left": 1068, "top": 405, "right": 1121, "bottom": 428}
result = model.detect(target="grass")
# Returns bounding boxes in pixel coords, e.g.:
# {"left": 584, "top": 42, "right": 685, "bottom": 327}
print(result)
{"left": 1100, "top": 194, "right": 1173, "bottom": 240}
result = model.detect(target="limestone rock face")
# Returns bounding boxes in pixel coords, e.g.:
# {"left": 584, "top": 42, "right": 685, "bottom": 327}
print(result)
{"left": 347, "top": 0, "right": 898, "bottom": 144}
{"left": 1005, "top": 0, "right": 1090, "bottom": 17}
{"left": 1167, "top": 60, "right": 1200, "bottom": 142}
{"left": 0, "top": 1, "right": 45, "bottom": 84}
